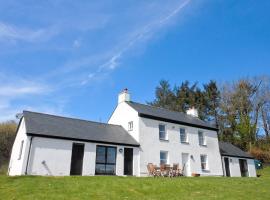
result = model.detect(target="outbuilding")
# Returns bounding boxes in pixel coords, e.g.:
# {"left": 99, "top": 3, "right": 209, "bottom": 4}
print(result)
{"left": 219, "top": 142, "right": 257, "bottom": 177}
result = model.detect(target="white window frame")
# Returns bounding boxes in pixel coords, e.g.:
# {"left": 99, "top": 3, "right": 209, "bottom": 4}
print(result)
{"left": 128, "top": 121, "right": 133, "bottom": 131}
{"left": 180, "top": 128, "right": 188, "bottom": 143}
{"left": 159, "top": 124, "right": 168, "bottom": 141}
{"left": 160, "top": 151, "right": 168, "bottom": 164}
{"left": 18, "top": 140, "right": 24, "bottom": 160}
{"left": 198, "top": 131, "right": 206, "bottom": 146}
{"left": 200, "top": 154, "right": 208, "bottom": 170}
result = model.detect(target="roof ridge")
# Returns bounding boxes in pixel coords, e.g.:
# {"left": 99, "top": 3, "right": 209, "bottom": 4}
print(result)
{"left": 128, "top": 101, "right": 205, "bottom": 122}
{"left": 23, "top": 110, "right": 122, "bottom": 127}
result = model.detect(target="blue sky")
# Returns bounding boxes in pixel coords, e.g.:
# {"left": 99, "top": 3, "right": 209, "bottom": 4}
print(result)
{"left": 0, "top": 0, "right": 269, "bottom": 122}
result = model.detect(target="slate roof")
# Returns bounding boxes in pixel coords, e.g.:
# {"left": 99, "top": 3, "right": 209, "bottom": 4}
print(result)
{"left": 23, "top": 111, "right": 139, "bottom": 147}
{"left": 126, "top": 101, "right": 218, "bottom": 131}
{"left": 219, "top": 142, "right": 254, "bottom": 159}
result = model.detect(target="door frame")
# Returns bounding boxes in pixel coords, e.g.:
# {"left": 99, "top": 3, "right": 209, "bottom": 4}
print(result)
{"left": 224, "top": 157, "right": 231, "bottom": 177}
{"left": 70, "top": 143, "right": 85, "bottom": 176}
{"left": 181, "top": 153, "right": 190, "bottom": 176}
{"left": 124, "top": 148, "right": 133, "bottom": 176}
{"left": 239, "top": 159, "right": 249, "bottom": 177}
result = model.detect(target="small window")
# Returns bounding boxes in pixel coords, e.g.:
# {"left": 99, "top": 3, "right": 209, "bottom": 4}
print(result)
{"left": 160, "top": 151, "right": 168, "bottom": 164}
{"left": 128, "top": 121, "right": 133, "bottom": 131}
{"left": 198, "top": 131, "right": 206, "bottom": 146}
{"left": 180, "top": 128, "right": 187, "bottom": 143}
{"left": 18, "top": 140, "right": 24, "bottom": 160}
{"left": 200, "top": 155, "right": 208, "bottom": 170}
{"left": 159, "top": 124, "right": 167, "bottom": 140}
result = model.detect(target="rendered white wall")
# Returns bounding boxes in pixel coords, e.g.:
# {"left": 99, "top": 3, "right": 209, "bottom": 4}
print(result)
{"left": 8, "top": 118, "right": 31, "bottom": 176}
{"left": 26, "top": 137, "right": 139, "bottom": 176}
{"left": 108, "top": 102, "right": 140, "bottom": 142}
{"left": 138, "top": 117, "right": 224, "bottom": 177}
{"left": 221, "top": 156, "right": 257, "bottom": 177}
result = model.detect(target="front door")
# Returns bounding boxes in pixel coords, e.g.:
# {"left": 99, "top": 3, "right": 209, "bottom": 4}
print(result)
{"left": 124, "top": 148, "right": 133, "bottom": 175}
{"left": 70, "top": 143, "right": 85, "bottom": 175}
{"left": 224, "top": 157, "right": 230, "bottom": 177}
{"left": 182, "top": 153, "right": 190, "bottom": 176}
{"left": 239, "top": 159, "right": 249, "bottom": 177}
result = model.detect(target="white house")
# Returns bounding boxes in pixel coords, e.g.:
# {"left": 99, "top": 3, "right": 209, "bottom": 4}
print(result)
{"left": 8, "top": 89, "right": 256, "bottom": 177}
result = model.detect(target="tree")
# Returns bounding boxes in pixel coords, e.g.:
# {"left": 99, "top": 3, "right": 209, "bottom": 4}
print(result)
{"left": 0, "top": 121, "right": 17, "bottom": 167}
{"left": 148, "top": 80, "right": 176, "bottom": 110}
{"left": 203, "top": 80, "right": 220, "bottom": 125}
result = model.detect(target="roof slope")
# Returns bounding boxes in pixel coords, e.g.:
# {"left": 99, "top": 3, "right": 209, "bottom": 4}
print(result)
{"left": 126, "top": 101, "right": 218, "bottom": 131}
{"left": 23, "top": 111, "right": 139, "bottom": 147}
{"left": 219, "top": 142, "right": 253, "bottom": 159}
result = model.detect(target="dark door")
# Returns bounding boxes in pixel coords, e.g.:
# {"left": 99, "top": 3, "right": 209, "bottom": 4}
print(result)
{"left": 70, "top": 143, "right": 85, "bottom": 175}
{"left": 124, "top": 148, "right": 133, "bottom": 176}
{"left": 224, "top": 157, "right": 230, "bottom": 177}
{"left": 239, "top": 159, "right": 248, "bottom": 177}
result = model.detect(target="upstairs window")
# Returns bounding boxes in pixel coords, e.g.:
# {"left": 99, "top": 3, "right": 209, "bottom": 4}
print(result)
{"left": 160, "top": 151, "right": 168, "bottom": 164}
{"left": 128, "top": 121, "right": 133, "bottom": 131}
{"left": 200, "top": 155, "right": 208, "bottom": 170}
{"left": 180, "top": 128, "right": 187, "bottom": 143}
{"left": 159, "top": 124, "right": 167, "bottom": 140}
{"left": 198, "top": 131, "right": 206, "bottom": 146}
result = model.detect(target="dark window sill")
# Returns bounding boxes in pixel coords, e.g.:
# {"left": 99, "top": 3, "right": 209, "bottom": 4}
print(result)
{"left": 159, "top": 139, "right": 169, "bottom": 142}
{"left": 181, "top": 142, "right": 189, "bottom": 145}
{"left": 199, "top": 144, "right": 207, "bottom": 147}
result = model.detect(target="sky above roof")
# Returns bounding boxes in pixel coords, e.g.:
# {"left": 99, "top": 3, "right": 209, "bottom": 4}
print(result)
{"left": 0, "top": 0, "right": 269, "bottom": 122}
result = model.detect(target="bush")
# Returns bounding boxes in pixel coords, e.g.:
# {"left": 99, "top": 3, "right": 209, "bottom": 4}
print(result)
{"left": 250, "top": 147, "right": 270, "bottom": 163}
{"left": 0, "top": 121, "right": 17, "bottom": 167}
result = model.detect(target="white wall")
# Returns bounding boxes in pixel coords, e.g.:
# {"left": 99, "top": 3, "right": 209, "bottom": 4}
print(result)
{"left": 8, "top": 118, "right": 31, "bottom": 176}
{"left": 108, "top": 102, "right": 140, "bottom": 142}
{"left": 26, "top": 137, "right": 140, "bottom": 176}
{"left": 138, "top": 117, "right": 224, "bottom": 177}
{"left": 221, "top": 156, "right": 257, "bottom": 177}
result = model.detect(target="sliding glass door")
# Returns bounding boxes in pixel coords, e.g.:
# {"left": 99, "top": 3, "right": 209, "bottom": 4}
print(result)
{"left": 95, "top": 145, "right": 116, "bottom": 175}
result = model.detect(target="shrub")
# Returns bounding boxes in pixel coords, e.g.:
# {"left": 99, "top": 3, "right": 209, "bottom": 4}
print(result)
{"left": 249, "top": 147, "right": 270, "bottom": 163}
{"left": 0, "top": 121, "right": 17, "bottom": 167}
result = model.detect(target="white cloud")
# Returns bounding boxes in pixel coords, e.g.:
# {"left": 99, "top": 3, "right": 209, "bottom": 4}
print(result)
{"left": 80, "top": 0, "right": 191, "bottom": 85}
{"left": 0, "top": 21, "right": 58, "bottom": 43}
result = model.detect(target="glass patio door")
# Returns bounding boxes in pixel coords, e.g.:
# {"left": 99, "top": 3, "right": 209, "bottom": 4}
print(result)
{"left": 95, "top": 145, "right": 116, "bottom": 175}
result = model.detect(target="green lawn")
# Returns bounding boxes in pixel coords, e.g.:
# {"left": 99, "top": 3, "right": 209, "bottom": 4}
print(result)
{"left": 0, "top": 168, "right": 269, "bottom": 200}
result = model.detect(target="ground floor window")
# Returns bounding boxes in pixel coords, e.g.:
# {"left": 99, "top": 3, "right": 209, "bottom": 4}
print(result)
{"left": 160, "top": 151, "right": 168, "bottom": 164}
{"left": 95, "top": 145, "right": 116, "bottom": 175}
{"left": 200, "top": 155, "right": 208, "bottom": 170}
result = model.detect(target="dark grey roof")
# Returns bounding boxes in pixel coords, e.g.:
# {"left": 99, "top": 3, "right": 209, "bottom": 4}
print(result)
{"left": 126, "top": 101, "right": 218, "bottom": 131}
{"left": 23, "top": 111, "right": 139, "bottom": 147}
{"left": 219, "top": 142, "right": 254, "bottom": 159}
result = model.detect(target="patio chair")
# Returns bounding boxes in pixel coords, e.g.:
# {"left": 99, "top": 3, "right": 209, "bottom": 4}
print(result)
{"left": 165, "top": 164, "right": 172, "bottom": 177}
{"left": 160, "top": 163, "right": 167, "bottom": 177}
{"left": 172, "top": 163, "right": 180, "bottom": 177}
{"left": 147, "top": 163, "right": 157, "bottom": 177}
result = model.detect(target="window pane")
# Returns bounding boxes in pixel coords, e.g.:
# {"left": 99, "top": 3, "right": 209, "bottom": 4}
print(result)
{"left": 95, "top": 164, "right": 106, "bottom": 174}
{"left": 180, "top": 128, "right": 186, "bottom": 142}
{"left": 107, "top": 147, "right": 116, "bottom": 164}
{"left": 160, "top": 152, "right": 167, "bottom": 164}
{"left": 198, "top": 131, "right": 204, "bottom": 145}
{"left": 159, "top": 124, "right": 165, "bottom": 132}
{"left": 105, "top": 165, "right": 116, "bottom": 175}
{"left": 159, "top": 125, "right": 166, "bottom": 140}
{"left": 96, "top": 146, "right": 106, "bottom": 163}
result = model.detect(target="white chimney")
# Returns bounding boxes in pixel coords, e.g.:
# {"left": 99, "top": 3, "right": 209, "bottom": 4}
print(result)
{"left": 186, "top": 107, "right": 198, "bottom": 118}
{"left": 118, "top": 88, "right": 130, "bottom": 104}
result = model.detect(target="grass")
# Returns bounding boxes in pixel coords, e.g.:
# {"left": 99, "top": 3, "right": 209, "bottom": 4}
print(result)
{"left": 0, "top": 168, "right": 269, "bottom": 200}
